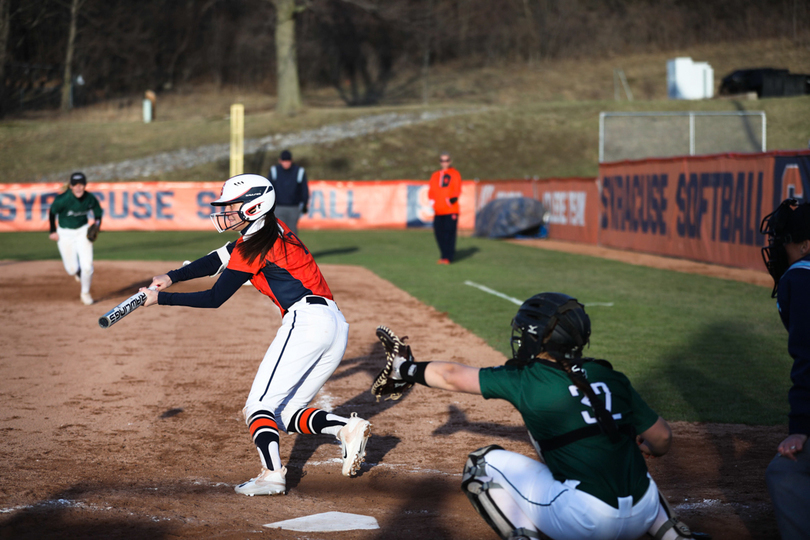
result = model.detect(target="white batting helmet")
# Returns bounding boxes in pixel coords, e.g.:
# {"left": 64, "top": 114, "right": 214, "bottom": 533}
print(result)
{"left": 210, "top": 174, "right": 276, "bottom": 233}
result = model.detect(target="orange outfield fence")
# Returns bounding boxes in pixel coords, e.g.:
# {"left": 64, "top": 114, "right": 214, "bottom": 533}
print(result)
{"left": 0, "top": 180, "right": 476, "bottom": 232}
{"left": 598, "top": 150, "right": 810, "bottom": 271}
{"left": 2, "top": 150, "right": 808, "bottom": 272}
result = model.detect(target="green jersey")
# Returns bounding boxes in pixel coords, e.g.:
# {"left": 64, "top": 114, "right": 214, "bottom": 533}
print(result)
{"left": 49, "top": 190, "right": 103, "bottom": 230}
{"left": 479, "top": 359, "right": 659, "bottom": 508}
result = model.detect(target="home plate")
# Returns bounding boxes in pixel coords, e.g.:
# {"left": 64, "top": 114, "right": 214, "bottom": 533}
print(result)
{"left": 264, "top": 511, "right": 380, "bottom": 532}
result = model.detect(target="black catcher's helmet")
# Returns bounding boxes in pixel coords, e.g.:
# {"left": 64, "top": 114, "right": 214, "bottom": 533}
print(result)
{"left": 510, "top": 293, "right": 591, "bottom": 364}
{"left": 760, "top": 198, "right": 810, "bottom": 297}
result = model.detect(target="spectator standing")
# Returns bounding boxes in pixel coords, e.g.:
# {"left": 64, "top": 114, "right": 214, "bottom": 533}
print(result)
{"left": 268, "top": 149, "right": 308, "bottom": 235}
{"left": 762, "top": 199, "right": 810, "bottom": 540}
{"left": 428, "top": 152, "right": 462, "bottom": 264}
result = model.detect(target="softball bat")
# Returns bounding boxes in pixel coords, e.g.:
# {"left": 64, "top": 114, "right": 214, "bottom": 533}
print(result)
{"left": 98, "top": 286, "right": 156, "bottom": 329}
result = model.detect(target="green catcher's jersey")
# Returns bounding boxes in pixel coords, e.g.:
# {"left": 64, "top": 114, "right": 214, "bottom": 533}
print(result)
{"left": 479, "top": 359, "right": 659, "bottom": 508}
{"left": 50, "top": 190, "right": 103, "bottom": 229}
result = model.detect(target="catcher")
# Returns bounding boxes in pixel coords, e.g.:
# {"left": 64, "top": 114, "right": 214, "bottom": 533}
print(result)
{"left": 374, "top": 293, "right": 701, "bottom": 540}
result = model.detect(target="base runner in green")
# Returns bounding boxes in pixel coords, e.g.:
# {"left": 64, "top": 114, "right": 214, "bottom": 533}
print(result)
{"left": 374, "top": 293, "right": 701, "bottom": 540}
{"left": 48, "top": 172, "right": 103, "bottom": 306}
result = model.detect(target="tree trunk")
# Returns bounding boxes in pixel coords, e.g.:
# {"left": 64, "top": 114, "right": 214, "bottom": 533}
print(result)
{"left": 273, "top": 0, "right": 302, "bottom": 115}
{"left": 0, "top": 0, "right": 10, "bottom": 116}
{"left": 60, "top": 0, "right": 81, "bottom": 113}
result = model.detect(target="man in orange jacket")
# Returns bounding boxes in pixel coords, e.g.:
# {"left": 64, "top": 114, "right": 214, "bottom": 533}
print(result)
{"left": 428, "top": 152, "right": 462, "bottom": 264}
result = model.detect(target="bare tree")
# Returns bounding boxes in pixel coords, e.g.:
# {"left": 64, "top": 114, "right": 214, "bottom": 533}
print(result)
{"left": 272, "top": 0, "right": 303, "bottom": 115}
{"left": 60, "top": 0, "right": 83, "bottom": 112}
{"left": 0, "top": 0, "right": 10, "bottom": 115}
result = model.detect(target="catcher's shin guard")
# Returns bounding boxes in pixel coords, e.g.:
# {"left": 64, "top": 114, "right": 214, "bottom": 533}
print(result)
{"left": 461, "top": 445, "right": 546, "bottom": 540}
{"left": 650, "top": 492, "right": 711, "bottom": 540}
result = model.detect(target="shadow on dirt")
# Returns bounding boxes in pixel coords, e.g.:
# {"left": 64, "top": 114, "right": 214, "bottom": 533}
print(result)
{"left": 0, "top": 491, "right": 169, "bottom": 540}
{"left": 431, "top": 404, "right": 530, "bottom": 443}
{"left": 370, "top": 476, "right": 457, "bottom": 539}
{"left": 284, "top": 344, "right": 409, "bottom": 489}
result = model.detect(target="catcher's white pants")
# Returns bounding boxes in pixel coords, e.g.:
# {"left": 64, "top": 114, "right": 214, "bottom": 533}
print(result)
{"left": 244, "top": 296, "right": 349, "bottom": 431}
{"left": 56, "top": 224, "right": 93, "bottom": 294}
{"left": 481, "top": 449, "right": 660, "bottom": 540}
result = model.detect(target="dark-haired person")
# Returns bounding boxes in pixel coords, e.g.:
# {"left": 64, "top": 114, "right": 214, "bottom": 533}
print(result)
{"left": 139, "top": 173, "right": 371, "bottom": 496}
{"left": 761, "top": 198, "right": 810, "bottom": 540}
{"left": 428, "top": 152, "right": 461, "bottom": 264}
{"left": 379, "top": 293, "right": 697, "bottom": 540}
{"left": 268, "top": 149, "right": 308, "bottom": 235}
{"left": 48, "top": 172, "right": 103, "bottom": 305}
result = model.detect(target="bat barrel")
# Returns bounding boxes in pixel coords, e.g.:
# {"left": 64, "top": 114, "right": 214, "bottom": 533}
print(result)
{"left": 97, "top": 290, "right": 149, "bottom": 329}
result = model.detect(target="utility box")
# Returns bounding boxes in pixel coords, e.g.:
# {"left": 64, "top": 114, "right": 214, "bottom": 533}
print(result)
{"left": 667, "top": 57, "right": 714, "bottom": 100}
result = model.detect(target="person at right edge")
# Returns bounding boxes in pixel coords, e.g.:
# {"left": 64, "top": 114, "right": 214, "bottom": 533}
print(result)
{"left": 268, "top": 149, "right": 308, "bottom": 235}
{"left": 381, "top": 293, "right": 700, "bottom": 540}
{"left": 761, "top": 198, "right": 810, "bottom": 540}
{"left": 428, "top": 152, "right": 461, "bottom": 264}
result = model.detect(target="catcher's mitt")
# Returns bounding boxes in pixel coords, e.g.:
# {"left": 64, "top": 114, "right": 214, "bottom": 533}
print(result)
{"left": 371, "top": 325, "right": 415, "bottom": 402}
{"left": 86, "top": 222, "right": 101, "bottom": 242}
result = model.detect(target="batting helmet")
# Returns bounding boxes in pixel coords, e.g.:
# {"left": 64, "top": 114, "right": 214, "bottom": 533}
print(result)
{"left": 760, "top": 198, "right": 810, "bottom": 297}
{"left": 210, "top": 174, "right": 276, "bottom": 233}
{"left": 510, "top": 293, "right": 590, "bottom": 363}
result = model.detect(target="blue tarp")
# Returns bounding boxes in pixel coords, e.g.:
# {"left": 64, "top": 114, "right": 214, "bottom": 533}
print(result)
{"left": 474, "top": 197, "right": 548, "bottom": 238}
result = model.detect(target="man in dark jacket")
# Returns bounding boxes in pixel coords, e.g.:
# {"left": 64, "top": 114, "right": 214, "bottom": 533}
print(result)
{"left": 268, "top": 149, "right": 308, "bottom": 235}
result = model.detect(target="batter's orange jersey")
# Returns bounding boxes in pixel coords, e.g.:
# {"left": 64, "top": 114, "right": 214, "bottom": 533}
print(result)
{"left": 227, "top": 220, "right": 332, "bottom": 315}
{"left": 428, "top": 167, "right": 462, "bottom": 215}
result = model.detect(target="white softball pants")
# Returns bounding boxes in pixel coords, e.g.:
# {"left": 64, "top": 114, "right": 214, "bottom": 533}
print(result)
{"left": 56, "top": 224, "right": 94, "bottom": 294}
{"left": 244, "top": 296, "right": 349, "bottom": 431}
{"left": 481, "top": 449, "right": 660, "bottom": 540}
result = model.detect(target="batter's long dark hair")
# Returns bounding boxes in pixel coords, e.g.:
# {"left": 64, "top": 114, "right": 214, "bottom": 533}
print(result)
{"left": 237, "top": 212, "right": 303, "bottom": 265}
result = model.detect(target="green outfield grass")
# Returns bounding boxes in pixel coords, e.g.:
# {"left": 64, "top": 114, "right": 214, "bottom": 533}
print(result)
{"left": 0, "top": 229, "right": 790, "bottom": 426}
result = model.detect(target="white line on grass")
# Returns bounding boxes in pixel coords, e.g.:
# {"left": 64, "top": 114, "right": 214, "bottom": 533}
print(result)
{"left": 464, "top": 281, "right": 522, "bottom": 305}
{"left": 463, "top": 281, "right": 613, "bottom": 307}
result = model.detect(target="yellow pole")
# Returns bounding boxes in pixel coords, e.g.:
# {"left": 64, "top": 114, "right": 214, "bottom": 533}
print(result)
{"left": 230, "top": 104, "right": 244, "bottom": 177}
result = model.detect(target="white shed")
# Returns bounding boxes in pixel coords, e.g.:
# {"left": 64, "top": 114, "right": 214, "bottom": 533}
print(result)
{"left": 667, "top": 57, "right": 714, "bottom": 100}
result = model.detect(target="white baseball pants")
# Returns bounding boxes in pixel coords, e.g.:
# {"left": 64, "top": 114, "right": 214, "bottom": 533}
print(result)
{"left": 480, "top": 448, "right": 660, "bottom": 540}
{"left": 56, "top": 224, "right": 94, "bottom": 294}
{"left": 244, "top": 296, "right": 349, "bottom": 431}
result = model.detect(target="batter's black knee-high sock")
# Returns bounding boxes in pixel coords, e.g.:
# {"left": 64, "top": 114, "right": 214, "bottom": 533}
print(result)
{"left": 248, "top": 410, "right": 281, "bottom": 471}
{"left": 289, "top": 407, "right": 345, "bottom": 436}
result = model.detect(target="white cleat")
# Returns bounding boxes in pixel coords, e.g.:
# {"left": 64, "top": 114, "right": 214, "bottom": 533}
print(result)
{"left": 74, "top": 273, "right": 81, "bottom": 283}
{"left": 234, "top": 466, "right": 286, "bottom": 496}
{"left": 338, "top": 412, "right": 371, "bottom": 477}
{"left": 80, "top": 292, "right": 94, "bottom": 305}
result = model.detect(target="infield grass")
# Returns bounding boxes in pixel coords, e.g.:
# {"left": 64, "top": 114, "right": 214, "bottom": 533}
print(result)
{"left": 0, "top": 229, "right": 789, "bottom": 426}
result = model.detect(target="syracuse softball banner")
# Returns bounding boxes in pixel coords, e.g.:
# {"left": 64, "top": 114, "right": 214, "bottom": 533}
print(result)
{"left": 0, "top": 180, "right": 476, "bottom": 232}
{"left": 598, "top": 150, "right": 810, "bottom": 271}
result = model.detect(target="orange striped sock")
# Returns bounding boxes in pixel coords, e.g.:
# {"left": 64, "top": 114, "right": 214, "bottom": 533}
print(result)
{"left": 289, "top": 407, "right": 344, "bottom": 435}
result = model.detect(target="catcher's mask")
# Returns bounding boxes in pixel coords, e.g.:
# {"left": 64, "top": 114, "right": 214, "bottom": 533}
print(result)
{"left": 760, "top": 198, "right": 810, "bottom": 297}
{"left": 210, "top": 174, "right": 276, "bottom": 233}
{"left": 510, "top": 292, "right": 590, "bottom": 364}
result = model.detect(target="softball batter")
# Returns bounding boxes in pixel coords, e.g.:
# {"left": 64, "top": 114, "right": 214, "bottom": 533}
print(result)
{"left": 140, "top": 173, "right": 371, "bottom": 496}
{"left": 48, "top": 172, "right": 103, "bottom": 305}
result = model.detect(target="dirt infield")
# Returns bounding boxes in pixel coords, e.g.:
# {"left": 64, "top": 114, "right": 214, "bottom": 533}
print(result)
{"left": 0, "top": 261, "right": 784, "bottom": 539}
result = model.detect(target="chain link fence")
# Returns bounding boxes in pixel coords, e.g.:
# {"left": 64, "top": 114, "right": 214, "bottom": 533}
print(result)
{"left": 599, "top": 111, "right": 766, "bottom": 162}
